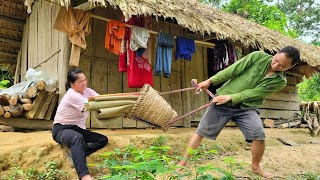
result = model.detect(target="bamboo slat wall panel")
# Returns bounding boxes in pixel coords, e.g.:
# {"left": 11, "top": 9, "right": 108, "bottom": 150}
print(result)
{"left": 21, "top": 0, "right": 70, "bottom": 103}
{"left": 22, "top": 0, "right": 61, "bottom": 81}
{"left": 260, "top": 75, "right": 302, "bottom": 119}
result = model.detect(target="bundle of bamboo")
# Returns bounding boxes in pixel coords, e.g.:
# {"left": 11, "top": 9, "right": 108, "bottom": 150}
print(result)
{"left": 87, "top": 84, "right": 178, "bottom": 129}
{"left": 87, "top": 92, "right": 140, "bottom": 119}
{"left": 0, "top": 81, "right": 59, "bottom": 120}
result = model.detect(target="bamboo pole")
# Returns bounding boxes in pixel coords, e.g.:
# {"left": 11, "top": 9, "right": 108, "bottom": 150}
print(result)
{"left": 91, "top": 15, "right": 215, "bottom": 48}
{"left": 43, "top": 0, "right": 215, "bottom": 48}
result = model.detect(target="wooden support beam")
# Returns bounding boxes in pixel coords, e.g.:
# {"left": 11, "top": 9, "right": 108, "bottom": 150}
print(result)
{"left": 202, "top": 34, "right": 216, "bottom": 41}
{"left": 0, "top": 117, "right": 52, "bottom": 130}
{"left": 0, "top": 15, "right": 25, "bottom": 26}
{"left": 0, "top": 58, "right": 16, "bottom": 64}
{"left": 0, "top": 51, "right": 18, "bottom": 58}
{"left": 0, "top": 36, "right": 21, "bottom": 46}
{"left": 74, "top": 2, "right": 96, "bottom": 11}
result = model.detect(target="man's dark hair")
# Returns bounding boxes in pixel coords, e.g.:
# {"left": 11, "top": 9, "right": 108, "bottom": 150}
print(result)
{"left": 278, "top": 46, "right": 301, "bottom": 66}
{"left": 65, "top": 68, "right": 84, "bottom": 91}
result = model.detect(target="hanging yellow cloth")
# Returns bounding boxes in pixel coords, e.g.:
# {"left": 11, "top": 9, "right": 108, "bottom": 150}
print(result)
{"left": 53, "top": 7, "right": 91, "bottom": 67}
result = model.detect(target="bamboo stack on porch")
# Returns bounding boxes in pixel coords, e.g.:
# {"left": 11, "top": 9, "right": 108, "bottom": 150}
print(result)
{"left": 0, "top": 81, "right": 59, "bottom": 120}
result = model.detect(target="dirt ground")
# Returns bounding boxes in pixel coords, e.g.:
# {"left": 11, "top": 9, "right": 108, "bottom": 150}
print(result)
{"left": 0, "top": 127, "right": 320, "bottom": 179}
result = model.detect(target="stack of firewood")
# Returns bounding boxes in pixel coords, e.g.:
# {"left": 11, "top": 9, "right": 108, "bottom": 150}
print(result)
{"left": 0, "top": 80, "right": 57, "bottom": 119}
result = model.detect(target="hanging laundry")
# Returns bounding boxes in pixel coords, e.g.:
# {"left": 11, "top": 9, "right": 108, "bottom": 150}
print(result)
{"left": 175, "top": 37, "right": 195, "bottom": 61}
{"left": 126, "top": 16, "right": 153, "bottom": 88}
{"left": 223, "top": 44, "right": 229, "bottom": 68}
{"left": 210, "top": 41, "right": 241, "bottom": 72}
{"left": 127, "top": 55, "right": 153, "bottom": 88}
{"left": 119, "top": 38, "right": 127, "bottom": 72}
{"left": 105, "top": 20, "right": 126, "bottom": 55}
{"left": 119, "top": 17, "right": 145, "bottom": 72}
{"left": 232, "top": 45, "right": 238, "bottom": 61}
{"left": 235, "top": 45, "right": 242, "bottom": 59}
{"left": 53, "top": 7, "right": 91, "bottom": 67}
{"left": 129, "top": 26, "right": 150, "bottom": 58}
{"left": 154, "top": 32, "right": 174, "bottom": 78}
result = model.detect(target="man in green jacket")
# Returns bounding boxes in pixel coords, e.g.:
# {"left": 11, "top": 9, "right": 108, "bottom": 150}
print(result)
{"left": 177, "top": 46, "right": 301, "bottom": 178}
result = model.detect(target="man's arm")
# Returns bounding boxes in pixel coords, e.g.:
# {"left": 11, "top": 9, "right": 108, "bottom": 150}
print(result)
{"left": 210, "top": 51, "right": 262, "bottom": 85}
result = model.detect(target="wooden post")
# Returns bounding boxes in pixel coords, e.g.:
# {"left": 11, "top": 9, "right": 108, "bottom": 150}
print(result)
{"left": 14, "top": 50, "right": 21, "bottom": 84}
{"left": 58, "top": 31, "right": 70, "bottom": 101}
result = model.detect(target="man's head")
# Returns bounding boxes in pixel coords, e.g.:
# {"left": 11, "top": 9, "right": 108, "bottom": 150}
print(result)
{"left": 271, "top": 46, "right": 301, "bottom": 72}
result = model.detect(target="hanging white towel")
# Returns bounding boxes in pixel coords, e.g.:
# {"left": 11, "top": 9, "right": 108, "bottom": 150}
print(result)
{"left": 130, "top": 26, "right": 150, "bottom": 51}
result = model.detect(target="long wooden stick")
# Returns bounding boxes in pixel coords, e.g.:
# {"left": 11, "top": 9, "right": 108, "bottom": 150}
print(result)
{"left": 164, "top": 101, "right": 214, "bottom": 128}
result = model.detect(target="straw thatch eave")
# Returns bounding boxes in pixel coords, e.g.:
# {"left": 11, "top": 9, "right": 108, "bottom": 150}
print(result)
{"left": 54, "top": 0, "right": 320, "bottom": 67}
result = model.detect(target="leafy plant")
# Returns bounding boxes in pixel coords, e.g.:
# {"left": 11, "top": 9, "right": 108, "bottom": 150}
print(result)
{"left": 1, "top": 166, "right": 24, "bottom": 180}
{"left": 287, "top": 171, "right": 320, "bottom": 180}
{"left": 1, "top": 161, "right": 68, "bottom": 180}
{"left": 37, "top": 161, "right": 68, "bottom": 180}
{"left": 297, "top": 73, "right": 320, "bottom": 101}
{"left": 0, "top": 80, "right": 11, "bottom": 89}
{"left": 95, "top": 144, "right": 245, "bottom": 180}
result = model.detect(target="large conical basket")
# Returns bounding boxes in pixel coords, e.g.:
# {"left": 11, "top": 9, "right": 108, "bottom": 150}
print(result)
{"left": 127, "top": 84, "right": 177, "bottom": 127}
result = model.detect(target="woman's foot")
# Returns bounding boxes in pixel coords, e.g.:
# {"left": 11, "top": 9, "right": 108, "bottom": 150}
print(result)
{"left": 252, "top": 167, "right": 274, "bottom": 179}
{"left": 81, "top": 175, "right": 92, "bottom": 180}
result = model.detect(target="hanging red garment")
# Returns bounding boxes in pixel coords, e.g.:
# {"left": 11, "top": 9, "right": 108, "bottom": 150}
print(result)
{"left": 127, "top": 55, "right": 153, "bottom": 88}
{"left": 105, "top": 20, "right": 125, "bottom": 55}
{"left": 126, "top": 16, "right": 153, "bottom": 88}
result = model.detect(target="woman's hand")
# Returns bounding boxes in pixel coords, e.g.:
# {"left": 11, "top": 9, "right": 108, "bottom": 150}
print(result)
{"left": 212, "top": 95, "right": 232, "bottom": 105}
{"left": 196, "top": 79, "right": 212, "bottom": 94}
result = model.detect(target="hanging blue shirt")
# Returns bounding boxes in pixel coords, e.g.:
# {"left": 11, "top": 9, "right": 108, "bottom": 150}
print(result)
{"left": 175, "top": 37, "right": 195, "bottom": 61}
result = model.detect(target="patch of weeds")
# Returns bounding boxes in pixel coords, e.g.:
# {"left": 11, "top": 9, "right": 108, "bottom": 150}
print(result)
{"left": 152, "top": 135, "right": 167, "bottom": 146}
{"left": 37, "top": 161, "right": 68, "bottom": 180}
{"left": 287, "top": 171, "right": 320, "bottom": 180}
{"left": 1, "top": 161, "right": 68, "bottom": 180}
{"left": 211, "top": 143, "right": 227, "bottom": 154}
{"left": 1, "top": 166, "right": 24, "bottom": 180}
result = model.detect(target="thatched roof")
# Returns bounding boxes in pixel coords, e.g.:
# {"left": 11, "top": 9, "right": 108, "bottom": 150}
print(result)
{"left": 58, "top": 0, "right": 319, "bottom": 67}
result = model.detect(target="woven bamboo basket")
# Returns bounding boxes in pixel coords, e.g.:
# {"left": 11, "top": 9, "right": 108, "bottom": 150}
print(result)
{"left": 127, "top": 84, "right": 177, "bottom": 127}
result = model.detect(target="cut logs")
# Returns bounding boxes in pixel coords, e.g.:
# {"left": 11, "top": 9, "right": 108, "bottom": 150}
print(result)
{"left": 22, "top": 103, "right": 32, "bottom": 111}
{"left": 23, "top": 86, "right": 38, "bottom": 98}
{"left": 9, "top": 94, "right": 19, "bottom": 105}
{"left": 0, "top": 81, "right": 59, "bottom": 120}
{"left": 35, "top": 81, "right": 46, "bottom": 90}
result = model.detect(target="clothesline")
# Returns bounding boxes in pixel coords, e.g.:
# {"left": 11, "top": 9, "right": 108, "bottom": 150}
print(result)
{"left": 91, "top": 15, "right": 215, "bottom": 48}
{"left": 41, "top": 0, "right": 215, "bottom": 48}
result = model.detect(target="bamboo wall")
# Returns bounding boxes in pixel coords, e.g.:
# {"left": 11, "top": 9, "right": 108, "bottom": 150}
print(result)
{"left": 260, "top": 75, "right": 302, "bottom": 120}
{"left": 79, "top": 7, "right": 209, "bottom": 128}
{"left": 20, "top": 0, "right": 69, "bottom": 97}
